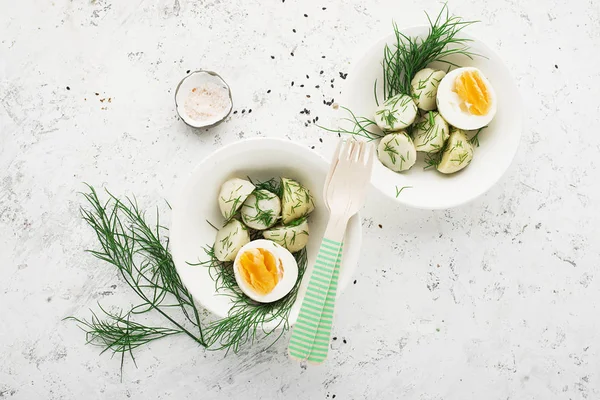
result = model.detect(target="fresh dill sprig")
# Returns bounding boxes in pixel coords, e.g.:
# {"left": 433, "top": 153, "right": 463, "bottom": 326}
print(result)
{"left": 381, "top": 4, "right": 479, "bottom": 100}
{"left": 68, "top": 186, "right": 308, "bottom": 372}
{"left": 67, "top": 185, "right": 206, "bottom": 374}
{"left": 318, "top": 106, "right": 384, "bottom": 141}
{"left": 468, "top": 126, "right": 487, "bottom": 147}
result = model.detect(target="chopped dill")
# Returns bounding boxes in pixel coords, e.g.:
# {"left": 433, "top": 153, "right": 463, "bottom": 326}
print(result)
{"left": 395, "top": 185, "right": 413, "bottom": 198}
{"left": 468, "top": 126, "right": 487, "bottom": 147}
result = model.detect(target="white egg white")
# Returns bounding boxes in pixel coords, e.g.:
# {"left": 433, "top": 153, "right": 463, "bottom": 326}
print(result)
{"left": 218, "top": 178, "right": 255, "bottom": 220}
{"left": 377, "top": 132, "right": 417, "bottom": 172}
{"left": 436, "top": 67, "right": 497, "bottom": 131}
{"left": 233, "top": 239, "right": 299, "bottom": 303}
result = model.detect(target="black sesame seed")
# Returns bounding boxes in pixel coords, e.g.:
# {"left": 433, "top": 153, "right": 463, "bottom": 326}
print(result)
{"left": 343, "top": 339, "right": 347, "bottom": 344}
{"left": 331, "top": 84, "right": 334, "bottom": 88}
{"left": 306, "top": 74, "right": 310, "bottom": 79}
{"left": 291, "top": 52, "right": 294, "bottom": 56}
{"left": 306, "top": 94, "right": 311, "bottom": 98}
{"left": 353, "top": 279, "right": 357, "bottom": 284}
{"left": 66, "top": 86, "right": 70, "bottom": 90}
{"left": 186, "top": 70, "right": 191, "bottom": 74}
{"left": 248, "top": 109, "right": 252, "bottom": 113}
{"left": 320, "top": 70, "right": 324, "bottom": 75}
{"left": 315, "top": 85, "right": 320, "bottom": 88}
{"left": 322, "top": 7, "right": 327, "bottom": 10}
{"left": 322, "top": 55, "right": 326, "bottom": 58}
{"left": 233, "top": 110, "right": 238, "bottom": 114}
{"left": 315, "top": 116, "right": 318, "bottom": 121}
{"left": 555, "top": 64, "right": 558, "bottom": 69}
{"left": 271, "top": 55, "right": 275, "bottom": 59}
{"left": 378, "top": 224, "right": 382, "bottom": 228}
{"left": 338, "top": 132, "right": 341, "bottom": 137}
{"left": 323, "top": 100, "right": 327, "bottom": 104}
{"left": 331, "top": 79, "right": 334, "bottom": 83}
{"left": 241, "top": 109, "right": 246, "bottom": 113}
{"left": 312, "top": 118, "right": 315, "bottom": 123}
{"left": 304, "top": 13, "right": 308, "bottom": 17}
{"left": 300, "top": 110, "right": 305, "bottom": 114}
{"left": 311, "top": 146, "right": 315, "bottom": 149}
{"left": 319, "top": 138, "right": 323, "bottom": 142}
{"left": 267, "top": 89, "right": 271, "bottom": 93}
{"left": 293, "top": 28, "right": 296, "bottom": 33}
{"left": 307, "top": 119, "right": 311, "bottom": 124}
{"left": 300, "top": 84, "right": 304, "bottom": 87}
{"left": 333, "top": 337, "right": 337, "bottom": 340}
{"left": 291, "top": 81, "right": 294, "bottom": 86}
{"left": 305, "top": 123, "right": 308, "bottom": 127}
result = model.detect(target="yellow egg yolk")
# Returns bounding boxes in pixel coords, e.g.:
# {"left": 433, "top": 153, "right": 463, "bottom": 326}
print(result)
{"left": 454, "top": 70, "right": 491, "bottom": 116}
{"left": 238, "top": 248, "right": 280, "bottom": 295}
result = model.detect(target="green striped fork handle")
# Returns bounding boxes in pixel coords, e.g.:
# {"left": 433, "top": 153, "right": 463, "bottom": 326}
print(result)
{"left": 288, "top": 223, "right": 347, "bottom": 363}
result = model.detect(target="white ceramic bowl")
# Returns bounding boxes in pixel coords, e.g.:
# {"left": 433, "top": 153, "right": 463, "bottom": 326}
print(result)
{"left": 170, "top": 138, "right": 362, "bottom": 329}
{"left": 342, "top": 26, "right": 522, "bottom": 209}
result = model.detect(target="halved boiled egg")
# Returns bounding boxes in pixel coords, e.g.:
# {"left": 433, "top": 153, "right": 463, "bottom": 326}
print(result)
{"left": 436, "top": 67, "right": 497, "bottom": 130}
{"left": 233, "top": 239, "right": 298, "bottom": 303}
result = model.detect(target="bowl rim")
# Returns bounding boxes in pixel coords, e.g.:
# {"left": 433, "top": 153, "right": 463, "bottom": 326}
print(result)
{"left": 169, "top": 137, "right": 363, "bottom": 324}
{"left": 343, "top": 25, "right": 523, "bottom": 209}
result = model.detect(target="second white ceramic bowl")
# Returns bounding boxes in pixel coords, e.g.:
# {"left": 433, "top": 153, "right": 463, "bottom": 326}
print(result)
{"left": 342, "top": 26, "right": 522, "bottom": 209}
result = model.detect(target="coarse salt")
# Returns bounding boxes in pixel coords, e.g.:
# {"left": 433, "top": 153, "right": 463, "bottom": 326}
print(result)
{"left": 184, "top": 81, "right": 231, "bottom": 125}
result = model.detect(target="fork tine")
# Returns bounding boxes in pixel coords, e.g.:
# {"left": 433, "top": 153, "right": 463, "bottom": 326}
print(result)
{"left": 343, "top": 139, "right": 355, "bottom": 160}
{"left": 361, "top": 142, "right": 374, "bottom": 166}
{"left": 324, "top": 140, "right": 344, "bottom": 210}
{"left": 349, "top": 140, "right": 361, "bottom": 161}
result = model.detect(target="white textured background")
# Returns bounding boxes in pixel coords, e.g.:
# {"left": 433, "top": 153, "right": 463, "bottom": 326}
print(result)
{"left": 1, "top": 0, "right": 599, "bottom": 399}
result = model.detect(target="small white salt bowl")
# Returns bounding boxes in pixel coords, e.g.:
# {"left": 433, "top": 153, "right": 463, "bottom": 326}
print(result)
{"left": 174, "top": 70, "right": 233, "bottom": 129}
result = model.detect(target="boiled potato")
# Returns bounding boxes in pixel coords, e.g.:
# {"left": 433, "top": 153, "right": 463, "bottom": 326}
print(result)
{"left": 218, "top": 178, "right": 255, "bottom": 220}
{"left": 240, "top": 189, "right": 281, "bottom": 230}
{"left": 377, "top": 132, "right": 416, "bottom": 172}
{"left": 263, "top": 218, "right": 309, "bottom": 253}
{"left": 281, "top": 178, "right": 315, "bottom": 224}
{"left": 214, "top": 219, "right": 250, "bottom": 262}
{"left": 437, "top": 129, "right": 474, "bottom": 174}
{"left": 374, "top": 93, "right": 418, "bottom": 132}
{"left": 410, "top": 68, "right": 446, "bottom": 111}
{"left": 412, "top": 111, "right": 450, "bottom": 153}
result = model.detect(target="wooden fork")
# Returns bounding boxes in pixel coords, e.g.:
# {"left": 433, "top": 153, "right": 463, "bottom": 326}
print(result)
{"left": 288, "top": 139, "right": 374, "bottom": 363}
